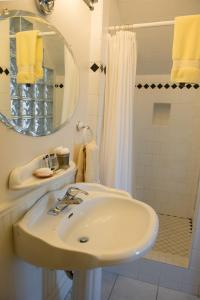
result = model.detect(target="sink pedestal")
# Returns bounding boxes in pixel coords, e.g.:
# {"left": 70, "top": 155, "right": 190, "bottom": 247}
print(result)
{"left": 71, "top": 268, "right": 102, "bottom": 300}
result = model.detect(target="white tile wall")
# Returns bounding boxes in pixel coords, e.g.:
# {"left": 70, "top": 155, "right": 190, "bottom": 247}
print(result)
{"left": 87, "top": 0, "right": 104, "bottom": 139}
{"left": 134, "top": 74, "right": 200, "bottom": 218}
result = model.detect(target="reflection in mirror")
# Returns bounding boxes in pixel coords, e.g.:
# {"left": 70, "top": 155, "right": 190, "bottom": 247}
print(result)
{"left": 0, "top": 11, "right": 79, "bottom": 136}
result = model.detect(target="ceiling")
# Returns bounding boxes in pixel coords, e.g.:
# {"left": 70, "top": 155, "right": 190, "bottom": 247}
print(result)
{"left": 114, "top": 0, "right": 200, "bottom": 74}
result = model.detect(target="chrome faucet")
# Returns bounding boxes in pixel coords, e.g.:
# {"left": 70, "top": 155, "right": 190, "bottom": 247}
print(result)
{"left": 48, "top": 187, "right": 89, "bottom": 216}
{"left": 64, "top": 187, "right": 88, "bottom": 200}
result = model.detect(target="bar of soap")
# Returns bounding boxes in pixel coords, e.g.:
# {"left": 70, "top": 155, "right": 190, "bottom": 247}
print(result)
{"left": 34, "top": 168, "right": 53, "bottom": 178}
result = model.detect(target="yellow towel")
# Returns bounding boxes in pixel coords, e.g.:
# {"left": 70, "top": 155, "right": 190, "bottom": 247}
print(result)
{"left": 16, "top": 30, "right": 43, "bottom": 84}
{"left": 35, "top": 35, "right": 44, "bottom": 79}
{"left": 75, "top": 145, "right": 86, "bottom": 183}
{"left": 171, "top": 15, "right": 200, "bottom": 83}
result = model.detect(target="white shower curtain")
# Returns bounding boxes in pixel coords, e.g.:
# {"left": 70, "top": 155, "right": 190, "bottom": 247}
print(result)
{"left": 100, "top": 31, "right": 137, "bottom": 195}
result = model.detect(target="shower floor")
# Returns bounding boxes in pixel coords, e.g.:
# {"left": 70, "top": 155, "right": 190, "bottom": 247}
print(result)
{"left": 145, "top": 214, "right": 193, "bottom": 267}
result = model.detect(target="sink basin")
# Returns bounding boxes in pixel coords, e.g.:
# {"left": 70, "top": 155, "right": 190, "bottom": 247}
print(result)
{"left": 14, "top": 183, "right": 158, "bottom": 270}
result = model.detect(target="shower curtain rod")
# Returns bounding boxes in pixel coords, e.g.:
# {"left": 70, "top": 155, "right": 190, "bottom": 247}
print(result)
{"left": 108, "top": 20, "right": 174, "bottom": 31}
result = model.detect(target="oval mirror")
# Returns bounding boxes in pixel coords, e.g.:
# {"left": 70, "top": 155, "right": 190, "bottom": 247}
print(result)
{"left": 0, "top": 11, "right": 79, "bottom": 136}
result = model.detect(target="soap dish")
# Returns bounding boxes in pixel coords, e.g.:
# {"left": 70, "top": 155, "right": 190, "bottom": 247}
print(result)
{"left": 33, "top": 168, "right": 53, "bottom": 179}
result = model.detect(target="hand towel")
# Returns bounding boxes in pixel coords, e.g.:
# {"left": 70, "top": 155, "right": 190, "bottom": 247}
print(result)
{"left": 35, "top": 35, "right": 44, "bottom": 80}
{"left": 16, "top": 30, "right": 44, "bottom": 84}
{"left": 85, "top": 140, "right": 100, "bottom": 183}
{"left": 75, "top": 145, "right": 86, "bottom": 183}
{"left": 73, "top": 144, "right": 82, "bottom": 166}
{"left": 171, "top": 15, "right": 200, "bottom": 83}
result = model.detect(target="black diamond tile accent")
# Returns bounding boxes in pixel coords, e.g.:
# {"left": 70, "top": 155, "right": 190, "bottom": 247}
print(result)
{"left": 100, "top": 64, "right": 104, "bottom": 73}
{"left": 55, "top": 84, "right": 58, "bottom": 88}
{"left": 179, "top": 83, "right": 185, "bottom": 89}
{"left": 90, "top": 63, "right": 99, "bottom": 72}
{"left": 60, "top": 84, "right": 64, "bottom": 88}
{"left": 4, "top": 68, "right": 9, "bottom": 75}
{"left": 136, "top": 82, "right": 200, "bottom": 90}
{"left": 104, "top": 66, "right": 106, "bottom": 75}
{"left": 0, "top": 67, "right": 3, "bottom": 74}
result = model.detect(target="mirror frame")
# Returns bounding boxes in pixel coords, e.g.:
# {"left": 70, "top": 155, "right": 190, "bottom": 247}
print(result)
{"left": 0, "top": 10, "right": 80, "bottom": 137}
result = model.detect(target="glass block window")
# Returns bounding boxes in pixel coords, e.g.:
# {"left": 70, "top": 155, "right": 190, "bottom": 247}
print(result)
{"left": 9, "top": 17, "right": 54, "bottom": 136}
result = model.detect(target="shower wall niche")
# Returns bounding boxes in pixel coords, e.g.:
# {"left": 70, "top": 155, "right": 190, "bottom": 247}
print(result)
{"left": 9, "top": 17, "right": 54, "bottom": 136}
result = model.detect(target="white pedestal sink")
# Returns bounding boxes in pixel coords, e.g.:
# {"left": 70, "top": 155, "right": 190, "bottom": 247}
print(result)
{"left": 13, "top": 183, "right": 159, "bottom": 300}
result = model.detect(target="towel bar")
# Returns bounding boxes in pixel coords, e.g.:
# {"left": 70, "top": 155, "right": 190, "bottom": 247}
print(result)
{"left": 76, "top": 121, "right": 93, "bottom": 137}
{"left": 9, "top": 31, "right": 56, "bottom": 38}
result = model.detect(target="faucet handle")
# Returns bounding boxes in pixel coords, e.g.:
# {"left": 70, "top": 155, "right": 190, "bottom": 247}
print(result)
{"left": 66, "top": 187, "right": 88, "bottom": 198}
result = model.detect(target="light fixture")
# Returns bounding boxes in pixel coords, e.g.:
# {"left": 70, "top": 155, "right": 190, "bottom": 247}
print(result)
{"left": 35, "top": 0, "right": 55, "bottom": 15}
{"left": 83, "top": 0, "right": 98, "bottom": 11}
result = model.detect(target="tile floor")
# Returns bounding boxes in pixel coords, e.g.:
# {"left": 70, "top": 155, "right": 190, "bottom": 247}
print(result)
{"left": 146, "top": 214, "right": 192, "bottom": 267}
{"left": 66, "top": 272, "right": 200, "bottom": 300}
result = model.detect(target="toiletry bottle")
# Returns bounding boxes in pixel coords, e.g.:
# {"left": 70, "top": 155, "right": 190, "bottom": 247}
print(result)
{"left": 55, "top": 147, "right": 70, "bottom": 169}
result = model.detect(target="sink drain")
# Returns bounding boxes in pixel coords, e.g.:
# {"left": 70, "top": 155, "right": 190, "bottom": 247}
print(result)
{"left": 78, "top": 237, "right": 89, "bottom": 243}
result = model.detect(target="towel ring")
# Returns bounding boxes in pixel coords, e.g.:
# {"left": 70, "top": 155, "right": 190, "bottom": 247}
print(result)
{"left": 76, "top": 121, "right": 93, "bottom": 137}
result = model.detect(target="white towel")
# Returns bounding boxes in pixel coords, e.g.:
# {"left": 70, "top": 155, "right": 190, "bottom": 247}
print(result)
{"left": 85, "top": 140, "right": 100, "bottom": 183}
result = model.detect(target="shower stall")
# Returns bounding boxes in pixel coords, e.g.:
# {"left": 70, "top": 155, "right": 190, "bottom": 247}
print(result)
{"left": 105, "top": 0, "right": 200, "bottom": 274}
{"left": 134, "top": 74, "right": 200, "bottom": 267}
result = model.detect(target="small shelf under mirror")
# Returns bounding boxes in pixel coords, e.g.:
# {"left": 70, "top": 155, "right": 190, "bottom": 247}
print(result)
{"left": 9, "top": 155, "right": 76, "bottom": 191}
